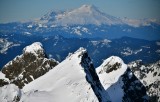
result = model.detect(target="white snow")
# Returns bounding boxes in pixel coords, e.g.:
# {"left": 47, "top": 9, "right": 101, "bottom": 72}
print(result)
{"left": 102, "top": 39, "right": 111, "bottom": 45}
{"left": 23, "top": 42, "right": 44, "bottom": 56}
{"left": 27, "top": 25, "right": 33, "bottom": 28}
{"left": 128, "top": 60, "right": 160, "bottom": 100}
{"left": 0, "top": 38, "right": 20, "bottom": 54}
{"left": 91, "top": 41, "right": 100, "bottom": 46}
{"left": 50, "top": 24, "right": 57, "bottom": 28}
{"left": 32, "top": 4, "right": 159, "bottom": 27}
{"left": 0, "top": 38, "right": 13, "bottom": 54}
{"left": 24, "top": 32, "right": 31, "bottom": 35}
{"left": 156, "top": 42, "right": 160, "bottom": 46}
{"left": 0, "top": 72, "right": 9, "bottom": 81}
{"left": 21, "top": 48, "right": 102, "bottom": 102}
{"left": 141, "top": 66, "right": 160, "bottom": 85}
{"left": 51, "top": 5, "right": 124, "bottom": 26}
{"left": 96, "top": 56, "right": 127, "bottom": 102}
{"left": 122, "top": 18, "right": 152, "bottom": 27}
{"left": 156, "top": 49, "right": 160, "bottom": 53}
{"left": 73, "top": 28, "right": 81, "bottom": 35}
{"left": 0, "top": 84, "right": 21, "bottom": 102}
{"left": 38, "top": 24, "right": 43, "bottom": 27}
{"left": 121, "top": 47, "right": 142, "bottom": 56}
{"left": 82, "top": 27, "right": 89, "bottom": 33}
{"left": 91, "top": 39, "right": 111, "bottom": 46}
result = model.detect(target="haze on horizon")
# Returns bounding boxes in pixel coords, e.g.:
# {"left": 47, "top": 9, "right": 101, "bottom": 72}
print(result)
{"left": 0, "top": 0, "right": 160, "bottom": 23}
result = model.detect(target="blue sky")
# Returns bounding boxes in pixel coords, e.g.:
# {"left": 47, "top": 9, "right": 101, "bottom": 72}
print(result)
{"left": 0, "top": 0, "right": 160, "bottom": 23}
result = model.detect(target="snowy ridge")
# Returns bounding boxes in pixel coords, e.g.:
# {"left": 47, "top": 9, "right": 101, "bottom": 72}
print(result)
{"left": 0, "top": 46, "right": 150, "bottom": 101}
{"left": 21, "top": 47, "right": 110, "bottom": 102}
{"left": 96, "top": 56, "right": 148, "bottom": 102}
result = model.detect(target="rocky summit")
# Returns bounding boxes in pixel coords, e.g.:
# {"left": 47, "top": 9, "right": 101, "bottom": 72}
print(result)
{"left": 96, "top": 56, "right": 149, "bottom": 102}
{"left": 0, "top": 42, "right": 58, "bottom": 88}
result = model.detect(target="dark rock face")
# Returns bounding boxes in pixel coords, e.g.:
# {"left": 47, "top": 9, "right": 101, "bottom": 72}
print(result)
{"left": 80, "top": 51, "right": 110, "bottom": 102}
{"left": 0, "top": 79, "right": 9, "bottom": 87}
{"left": 122, "top": 68, "right": 149, "bottom": 102}
{"left": 0, "top": 84, "right": 21, "bottom": 102}
{"left": 1, "top": 42, "right": 58, "bottom": 88}
{"left": 97, "top": 56, "right": 149, "bottom": 102}
{"left": 128, "top": 60, "right": 160, "bottom": 102}
{"left": 104, "top": 62, "right": 122, "bottom": 73}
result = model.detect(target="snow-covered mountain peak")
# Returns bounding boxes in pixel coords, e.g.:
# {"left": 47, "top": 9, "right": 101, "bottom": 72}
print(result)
{"left": 75, "top": 47, "right": 86, "bottom": 55}
{"left": 75, "top": 4, "right": 99, "bottom": 13}
{"left": 66, "top": 47, "right": 87, "bottom": 60}
{"left": 96, "top": 56, "right": 127, "bottom": 86}
{"left": 45, "top": 5, "right": 123, "bottom": 26}
{"left": 23, "top": 42, "right": 44, "bottom": 57}
{"left": 1, "top": 42, "right": 58, "bottom": 88}
{"left": 35, "top": 4, "right": 160, "bottom": 27}
{"left": 96, "top": 56, "right": 149, "bottom": 102}
{"left": 22, "top": 47, "right": 110, "bottom": 102}
{"left": 98, "top": 56, "right": 125, "bottom": 74}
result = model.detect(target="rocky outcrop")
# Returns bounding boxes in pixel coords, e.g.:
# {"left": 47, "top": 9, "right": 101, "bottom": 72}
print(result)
{"left": 0, "top": 72, "right": 9, "bottom": 87}
{"left": 128, "top": 60, "right": 160, "bottom": 102}
{"left": 1, "top": 42, "right": 58, "bottom": 88}
{"left": 96, "top": 56, "right": 149, "bottom": 102}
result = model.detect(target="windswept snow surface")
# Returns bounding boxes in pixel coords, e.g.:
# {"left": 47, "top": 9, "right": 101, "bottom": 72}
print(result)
{"left": 96, "top": 56, "right": 127, "bottom": 102}
{"left": 0, "top": 84, "right": 21, "bottom": 102}
{"left": 21, "top": 48, "right": 110, "bottom": 102}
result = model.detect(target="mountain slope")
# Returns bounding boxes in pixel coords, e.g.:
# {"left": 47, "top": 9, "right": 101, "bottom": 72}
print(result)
{"left": 21, "top": 47, "right": 110, "bottom": 102}
{"left": 128, "top": 60, "right": 160, "bottom": 102}
{"left": 35, "top": 5, "right": 123, "bottom": 26}
{"left": 96, "top": 56, "right": 149, "bottom": 102}
{"left": 1, "top": 42, "right": 58, "bottom": 88}
{"left": 52, "top": 5, "right": 123, "bottom": 26}
{"left": 0, "top": 84, "right": 21, "bottom": 102}
{"left": 0, "top": 5, "right": 160, "bottom": 41}
{"left": 37, "top": 4, "right": 159, "bottom": 27}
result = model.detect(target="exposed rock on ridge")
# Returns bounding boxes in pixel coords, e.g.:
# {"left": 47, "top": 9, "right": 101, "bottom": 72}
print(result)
{"left": 1, "top": 42, "right": 58, "bottom": 88}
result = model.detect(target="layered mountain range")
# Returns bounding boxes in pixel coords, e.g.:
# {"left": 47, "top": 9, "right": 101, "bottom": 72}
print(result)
{"left": 38, "top": 5, "right": 160, "bottom": 27}
{"left": 0, "top": 42, "right": 159, "bottom": 102}
{"left": 0, "top": 5, "right": 160, "bottom": 40}
{"left": 0, "top": 4, "right": 160, "bottom": 102}
{"left": 0, "top": 5, "right": 160, "bottom": 69}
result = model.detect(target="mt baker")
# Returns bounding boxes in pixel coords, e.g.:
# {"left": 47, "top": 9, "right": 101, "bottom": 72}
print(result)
{"left": 0, "top": 5, "right": 160, "bottom": 40}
